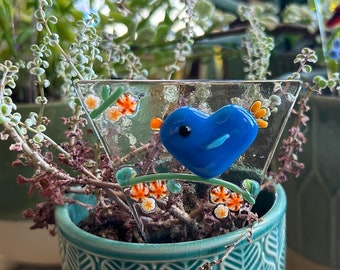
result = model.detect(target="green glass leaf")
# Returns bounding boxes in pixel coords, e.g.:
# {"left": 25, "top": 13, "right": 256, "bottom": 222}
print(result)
{"left": 101, "top": 85, "right": 110, "bottom": 100}
{"left": 166, "top": 180, "right": 182, "bottom": 194}
{"left": 242, "top": 179, "right": 260, "bottom": 197}
{"left": 116, "top": 167, "right": 137, "bottom": 186}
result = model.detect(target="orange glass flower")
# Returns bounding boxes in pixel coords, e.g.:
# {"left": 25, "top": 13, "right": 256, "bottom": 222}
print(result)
{"left": 226, "top": 192, "right": 244, "bottom": 212}
{"left": 116, "top": 93, "right": 138, "bottom": 115}
{"left": 106, "top": 106, "right": 123, "bottom": 122}
{"left": 140, "top": 197, "right": 156, "bottom": 213}
{"left": 209, "top": 186, "right": 230, "bottom": 204}
{"left": 84, "top": 94, "right": 101, "bottom": 111}
{"left": 249, "top": 100, "right": 268, "bottom": 128}
{"left": 149, "top": 180, "right": 168, "bottom": 200}
{"left": 129, "top": 183, "right": 149, "bottom": 202}
{"left": 213, "top": 204, "right": 229, "bottom": 219}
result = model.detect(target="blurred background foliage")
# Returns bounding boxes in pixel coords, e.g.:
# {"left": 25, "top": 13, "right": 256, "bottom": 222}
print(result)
{"left": 0, "top": 0, "right": 319, "bottom": 103}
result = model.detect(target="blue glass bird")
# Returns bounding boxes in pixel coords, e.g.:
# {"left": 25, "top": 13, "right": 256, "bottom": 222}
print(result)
{"left": 158, "top": 104, "right": 258, "bottom": 179}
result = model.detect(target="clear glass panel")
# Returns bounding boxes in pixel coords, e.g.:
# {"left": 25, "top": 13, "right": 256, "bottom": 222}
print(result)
{"left": 76, "top": 80, "right": 301, "bottom": 184}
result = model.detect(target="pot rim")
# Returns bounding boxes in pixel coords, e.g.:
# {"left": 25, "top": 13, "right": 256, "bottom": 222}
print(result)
{"left": 55, "top": 184, "right": 286, "bottom": 261}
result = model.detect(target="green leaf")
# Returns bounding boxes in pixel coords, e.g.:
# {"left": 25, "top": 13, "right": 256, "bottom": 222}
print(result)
{"left": 43, "top": 79, "right": 50, "bottom": 88}
{"left": 47, "top": 15, "right": 58, "bottom": 24}
{"left": 3, "top": 88, "right": 12, "bottom": 96}
{"left": 37, "top": 125, "right": 46, "bottom": 132}
{"left": 327, "top": 59, "right": 339, "bottom": 74}
{"left": 328, "top": 79, "right": 337, "bottom": 90}
{"left": 6, "top": 79, "right": 16, "bottom": 88}
{"left": 25, "top": 118, "right": 34, "bottom": 127}
{"left": 313, "top": 75, "right": 322, "bottom": 84}
{"left": 11, "top": 113, "right": 21, "bottom": 124}
{"left": 34, "top": 9, "right": 45, "bottom": 20}
{"left": 110, "top": 11, "right": 138, "bottom": 41}
{"left": 36, "top": 22, "right": 43, "bottom": 32}
{"left": 308, "top": 54, "right": 318, "bottom": 63}
{"left": 259, "top": 16, "right": 279, "bottom": 31}
{"left": 33, "top": 133, "right": 44, "bottom": 143}
{"left": 302, "top": 64, "right": 312, "bottom": 73}
{"left": 194, "top": 0, "right": 215, "bottom": 21}
{"left": 30, "top": 67, "right": 45, "bottom": 76}
{"left": 29, "top": 112, "right": 39, "bottom": 119}
{"left": 1, "top": 104, "right": 11, "bottom": 116}
{"left": 302, "top": 47, "right": 314, "bottom": 55}
{"left": 8, "top": 64, "right": 19, "bottom": 73}
{"left": 293, "top": 54, "right": 304, "bottom": 63}
{"left": 50, "top": 33, "right": 60, "bottom": 43}
{"left": 314, "top": 76, "right": 327, "bottom": 89}
{"left": 152, "top": 24, "right": 170, "bottom": 45}
{"left": 0, "top": 114, "right": 10, "bottom": 125}
{"left": 135, "top": 26, "right": 156, "bottom": 46}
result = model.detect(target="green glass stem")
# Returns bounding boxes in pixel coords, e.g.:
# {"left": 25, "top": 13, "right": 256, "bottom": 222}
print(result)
{"left": 89, "top": 86, "right": 124, "bottom": 119}
{"left": 119, "top": 172, "right": 256, "bottom": 204}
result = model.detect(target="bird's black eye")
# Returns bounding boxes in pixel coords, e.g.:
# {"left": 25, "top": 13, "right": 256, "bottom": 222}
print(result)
{"left": 179, "top": 125, "right": 191, "bottom": 137}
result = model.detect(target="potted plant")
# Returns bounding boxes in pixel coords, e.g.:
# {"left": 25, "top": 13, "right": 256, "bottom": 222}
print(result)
{"left": 0, "top": 0, "right": 326, "bottom": 269}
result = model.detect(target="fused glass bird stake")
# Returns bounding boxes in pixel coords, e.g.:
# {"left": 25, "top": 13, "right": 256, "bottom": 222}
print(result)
{"left": 153, "top": 104, "right": 260, "bottom": 179}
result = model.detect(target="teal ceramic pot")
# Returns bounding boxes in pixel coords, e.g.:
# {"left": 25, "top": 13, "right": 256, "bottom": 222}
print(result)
{"left": 55, "top": 185, "right": 286, "bottom": 270}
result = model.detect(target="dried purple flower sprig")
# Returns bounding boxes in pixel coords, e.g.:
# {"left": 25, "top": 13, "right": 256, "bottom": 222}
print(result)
{"left": 264, "top": 48, "right": 340, "bottom": 188}
{"left": 2, "top": 97, "right": 124, "bottom": 233}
